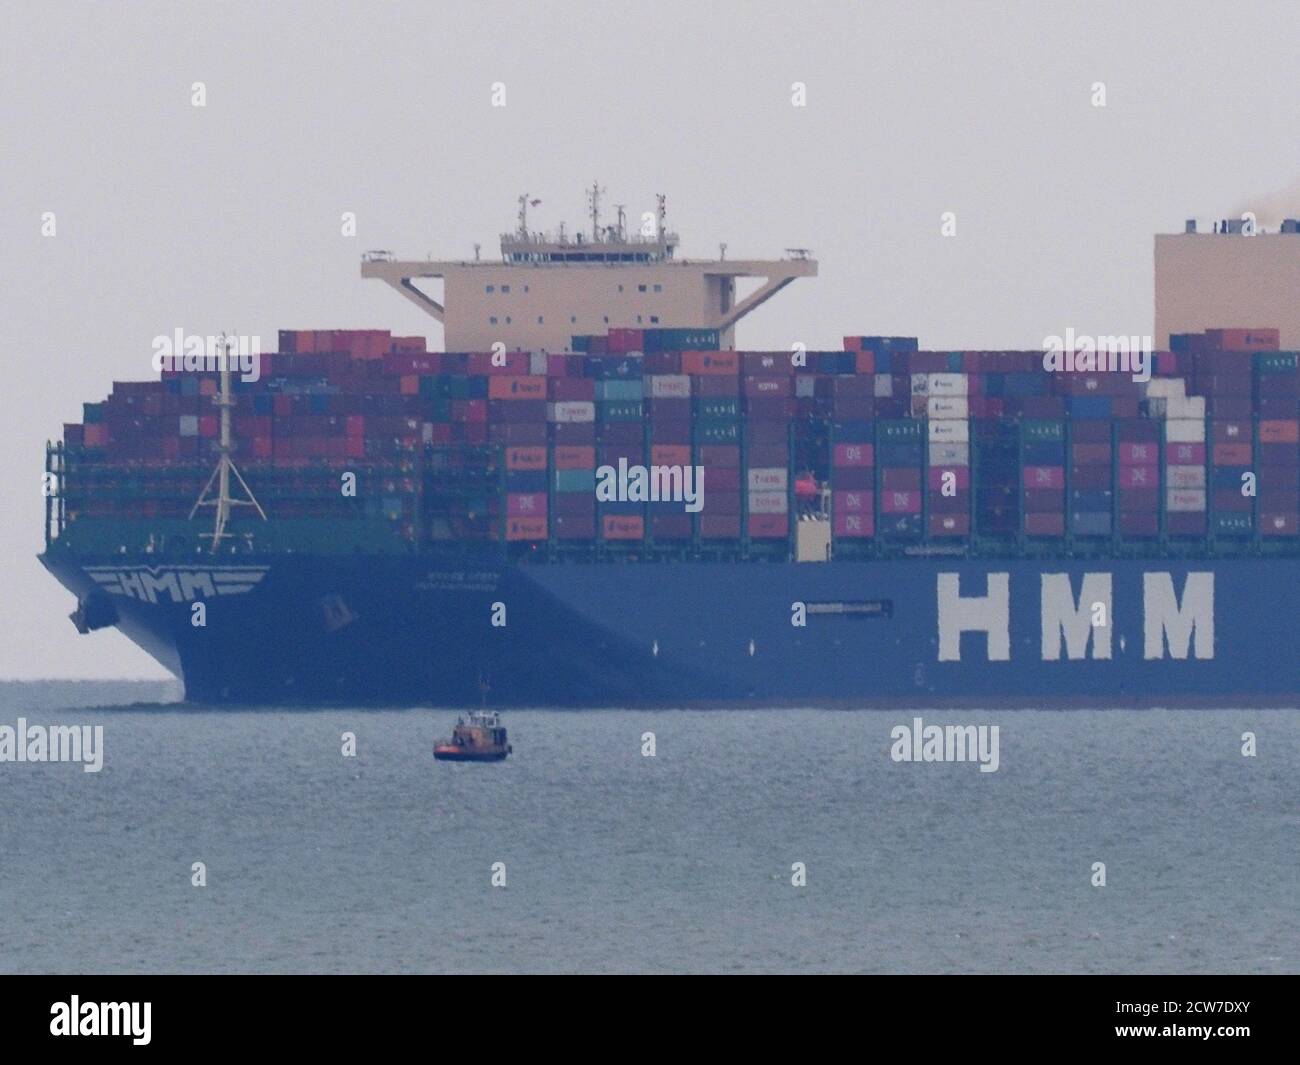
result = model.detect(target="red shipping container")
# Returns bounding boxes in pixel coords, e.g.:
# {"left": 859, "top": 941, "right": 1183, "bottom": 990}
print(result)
{"left": 199, "top": 416, "right": 218, "bottom": 438}
{"left": 1212, "top": 443, "right": 1253, "bottom": 465}
{"left": 833, "top": 511, "right": 874, "bottom": 537}
{"left": 833, "top": 443, "right": 874, "bottom": 467}
{"left": 1166, "top": 442, "right": 1206, "bottom": 464}
{"left": 506, "top": 492, "right": 546, "bottom": 518}
{"left": 698, "top": 445, "right": 740, "bottom": 466}
{"left": 651, "top": 514, "right": 692, "bottom": 540}
{"left": 1260, "top": 512, "right": 1300, "bottom": 536}
{"left": 506, "top": 446, "right": 547, "bottom": 470}
{"left": 505, "top": 516, "right": 547, "bottom": 541}
{"left": 1205, "top": 327, "right": 1279, "bottom": 352}
{"left": 489, "top": 375, "right": 547, "bottom": 400}
{"left": 927, "top": 466, "right": 970, "bottom": 490}
{"left": 602, "top": 514, "right": 644, "bottom": 540}
{"left": 607, "top": 328, "right": 644, "bottom": 353}
{"left": 834, "top": 490, "right": 872, "bottom": 513}
{"left": 1260, "top": 420, "right": 1300, "bottom": 444}
{"left": 882, "top": 490, "right": 920, "bottom": 514}
{"left": 881, "top": 467, "right": 920, "bottom": 491}
{"left": 1024, "top": 512, "right": 1065, "bottom": 536}
{"left": 554, "top": 445, "right": 595, "bottom": 469}
{"left": 703, "top": 491, "right": 741, "bottom": 515}
{"left": 855, "top": 351, "right": 875, "bottom": 374}
{"left": 553, "top": 514, "right": 596, "bottom": 539}
{"left": 550, "top": 378, "right": 596, "bottom": 401}
{"left": 699, "top": 514, "right": 741, "bottom": 539}
{"left": 682, "top": 351, "right": 739, "bottom": 375}
{"left": 1119, "top": 512, "right": 1159, "bottom": 536}
{"left": 1118, "top": 465, "right": 1157, "bottom": 488}
{"left": 744, "top": 375, "right": 791, "bottom": 398}
{"left": 696, "top": 374, "right": 740, "bottom": 396}
{"left": 929, "top": 512, "right": 969, "bottom": 537}
{"left": 651, "top": 445, "right": 692, "bottom": 466}
{"left": 747, "top": 514, "right": 788, "bottom": 538}
{"left": 703, "top": 467, "right": 741, "bottom": 492}
{"left": 1023, "top": 466, "right": 1064, "bottom": 489}
{"left": 833, "top": 466, "right": 873, "bottom": 490}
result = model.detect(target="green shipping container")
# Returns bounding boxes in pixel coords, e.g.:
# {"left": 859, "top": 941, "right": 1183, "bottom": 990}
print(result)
{"left": 877, "top": 419, "right": 922, "bottom": 441}
{"left": 596, "top": 380, "right": 644, "bottom": 401}
{"left": 698, "top": 422, "right": 740, "bottom": 444}
{"left": 1255, "top": 352, "right": 1298, "bottom": 374}
{"left": 697, "top": 399, "right": 740, "bottom": 419}
{"left": 553, "top": 469, "right": 596, "bottom": 493}
{"left": 1022, "top": 420, "right": 1066, "bottom": 441}
{"left": 598, "top": 401, "right": 643, "bottom": 421}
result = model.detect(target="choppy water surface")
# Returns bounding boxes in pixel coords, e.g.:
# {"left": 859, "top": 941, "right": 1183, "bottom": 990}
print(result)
{"left": 0, "top": 682, "right": 1295, "bottom": 973}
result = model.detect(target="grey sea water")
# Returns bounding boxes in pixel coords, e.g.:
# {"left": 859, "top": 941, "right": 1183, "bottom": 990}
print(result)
{"left": 0, "top": 681, "right": 1294, "bottom": 974}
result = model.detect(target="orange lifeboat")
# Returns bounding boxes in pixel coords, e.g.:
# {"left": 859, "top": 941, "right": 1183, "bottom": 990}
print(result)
{"left": 434, "top": 711, "right": 512, "bottom": 762}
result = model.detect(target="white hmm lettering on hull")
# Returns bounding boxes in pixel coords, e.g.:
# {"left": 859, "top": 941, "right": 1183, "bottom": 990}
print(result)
{"left": 936, "top": 572, "right": 1214, "bottom": 661}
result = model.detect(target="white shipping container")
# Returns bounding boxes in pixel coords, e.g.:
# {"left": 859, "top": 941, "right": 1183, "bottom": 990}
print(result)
{"left": 928, "top": 372, "right": 968, "bottom": 396}
{"left": 1166, "top": 465, "right": 1206, "bottom": 489}
{"left": 747, "top": 490, "right": 789, "bottom": 514}
{"left": 1165, "top": 418, "right": 1206, "bottom": 443}
{"left": 928, "top": 419, "right": 970, "bottom": 443}
{"left": 548, "top": 401, "right": 595, "bottom": 423}
{"left": 1145, "top": 378, "right": 1186, "bottom": 400}
{"left": 529, "top": 352, "right": 548, "bottom": 376}
{"left": 795, "top": 375, "right": 816, "bottom": 398}
{"left": 927, "top": 396, "right": 969, "bottom": 420}
{"left": 747, "top": 468, "right": 788, "bottom": 491}
{"left": 649, "top": 374, "right": 691, "bottom": 398}
{"left": 910, "top": 373, "right": 929, "bottom": 395}
{"left": 1165, "top": 395, "right": 1206, "bottom": 419}
{"left": 928, "top": 442, "right": 970, "bottom": 466}
{"left": 179, "top": 415, "right": 198, "bottom": 437}
{"left": 1166, "top": 488, "right": 1206, "bottom": 512}
{"left": 874, "top": 375, "right": 893, "bottom": 398}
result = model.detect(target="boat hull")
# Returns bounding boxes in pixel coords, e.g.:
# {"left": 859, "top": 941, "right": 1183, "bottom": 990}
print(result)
{"left": 39, "top": 547, "right": 1300, "bottom": 707}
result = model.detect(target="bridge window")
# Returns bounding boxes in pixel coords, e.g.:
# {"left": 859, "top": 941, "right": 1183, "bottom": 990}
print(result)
{"left": 653, "top": 284, "right": 662, "bottom": 293}
{"left": 570, "top": 315, "right": 577, "bottom": 324}
{"left": 537, "top": 316, "right": 544, "bottom": 324}
{"left": 485, "top": 285, "right": 495, "bottom": 293}
{"left": 650, "top": 316, "right": 660, "bottom": 324}
{"left": 638, "top": 284, "right": 647, "bottom": 292}
{"left": 501, "top": 284, "right": 510, "bottom": 293}
{"left": 489, "top": 316, "right": 498, "bottom": 325}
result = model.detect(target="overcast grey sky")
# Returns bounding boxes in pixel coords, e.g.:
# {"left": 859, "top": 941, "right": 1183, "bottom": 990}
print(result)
{"left": 2, "top": 0, "right": 1297, "bottom": 679}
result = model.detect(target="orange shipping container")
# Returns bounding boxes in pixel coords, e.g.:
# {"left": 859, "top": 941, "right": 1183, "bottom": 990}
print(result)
{"left": 855, "top": 350, "right": 875, "bottom": 374}
{"left": 400, "top": 375, "right": 419, "bottom": 395}
{"left": 505, "top": 516, "right": 548, "bottom": 541}
{"left": 1260, "top": 420, "right": 1299, "bottom": 444}
{"left": 1212, "top": 442, "right": 1253, "bottom": 465}
{"left": 488, "top": 375, "right": 547, "bottom": 400}
{"left": 651, "top": 445, "right": 692, "bottom": 466}
{"left": 554, "top": 445, "right": 596, "bottom": 469}
{"left": 602, "top": 514, "right": 644, "bottom": 540}
{"left": 506, "top": 446, "right": 547, "bottom": 470}
{"left": 681, "top": 350, "right": 739, "bottom": 375}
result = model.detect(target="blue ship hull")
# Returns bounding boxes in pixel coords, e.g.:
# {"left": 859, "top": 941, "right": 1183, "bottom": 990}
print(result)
{"left": 40, "top": 548, "right": 1299, "bottom": 707}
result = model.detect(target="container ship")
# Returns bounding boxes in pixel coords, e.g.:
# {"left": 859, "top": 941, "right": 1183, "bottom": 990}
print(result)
{"left": 40, "top": 191, "right": 1300, "bottom": 706}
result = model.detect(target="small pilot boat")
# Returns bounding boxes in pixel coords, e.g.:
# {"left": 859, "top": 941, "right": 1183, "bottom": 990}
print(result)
{"left": 434, "top": 710, "right": 512, "bottom": 762}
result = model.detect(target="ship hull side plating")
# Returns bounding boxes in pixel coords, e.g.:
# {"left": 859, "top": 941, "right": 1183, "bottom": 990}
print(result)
{"left": 40, "top": 549, "right": 1300, "bottom": 706}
